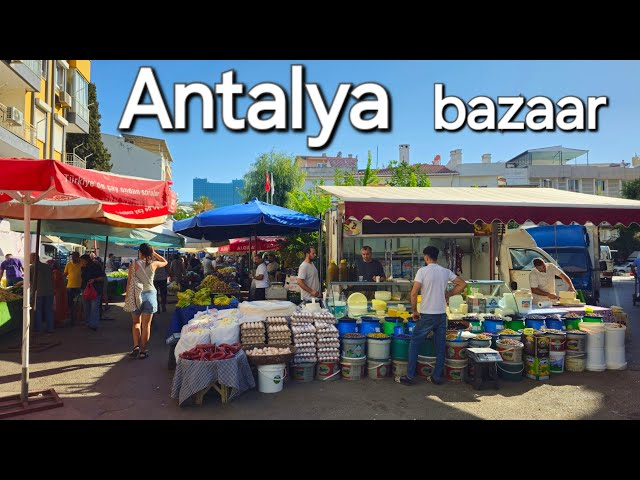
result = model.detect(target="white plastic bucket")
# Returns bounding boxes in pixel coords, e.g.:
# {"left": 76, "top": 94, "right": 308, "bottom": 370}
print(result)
{"left": 367, "top": 359, "right": 391, "bottom": 379}
{"left": 549, "top": 350, "right": 566, "bottom": 374}
{"left": 257, "top": 363, "right": 287, "bottom": 393}
{"left": 367, "top": 337, "right": 391, "bottom": 360}
{"left": 565, "top": 352, "right": 586, "bottom": 372}
{"left": 579, "top": 322, "right": 605, "bottom": 349}
{"left": 605, "top": 323, "right": 627, "bottom": 370}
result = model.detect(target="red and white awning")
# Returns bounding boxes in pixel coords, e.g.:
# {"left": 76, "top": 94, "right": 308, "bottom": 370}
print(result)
{"left": 319, "top": 186, "right": 640, "bottom": 226}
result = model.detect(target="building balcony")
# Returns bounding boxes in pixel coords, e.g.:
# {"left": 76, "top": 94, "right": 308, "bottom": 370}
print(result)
{"left": 0, "top": 102, "right": 39, "bottom": 159}
{"left": 63, "top": 152, "right": 86, "bottom": 169}
{"left": 66, "top": 97, "right": 89, "bottom": 134}
{"left": 1, "top": 60, "right": 41, "bottom": 92}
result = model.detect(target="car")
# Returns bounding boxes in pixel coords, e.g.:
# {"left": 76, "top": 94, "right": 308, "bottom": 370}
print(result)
{"left": 613, "top": 262, "right": 634, "bottom": 275}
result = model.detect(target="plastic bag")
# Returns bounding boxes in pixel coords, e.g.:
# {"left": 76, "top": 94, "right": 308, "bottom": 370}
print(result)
{"left": 175, "top": 328, "right": 212, "bottom": 360}
{"left": 167, "top": 280, "right": 180, "bottom": 294}
{"left": 210, "top": 320, "right": 240, "bottom": 346}
{"left": 83, "top": 283, "right": 98, "bottom": 301}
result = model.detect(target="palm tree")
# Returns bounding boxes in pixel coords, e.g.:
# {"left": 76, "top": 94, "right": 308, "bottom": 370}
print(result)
{"left": 193, "top": 196, "right": 214, "bottom": 214}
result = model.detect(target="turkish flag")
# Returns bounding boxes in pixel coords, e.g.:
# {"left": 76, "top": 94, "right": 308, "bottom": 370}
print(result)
{"left": 265, "top": 170, "right": 271, "bottom": 192}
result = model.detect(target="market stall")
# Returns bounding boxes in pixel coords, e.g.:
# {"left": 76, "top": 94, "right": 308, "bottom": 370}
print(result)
{"left": 0, "top": 158, "right": 176, "bottom": 409}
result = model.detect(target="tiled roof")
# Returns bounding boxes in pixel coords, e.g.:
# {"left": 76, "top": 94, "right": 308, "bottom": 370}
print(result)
{"left": 357, "top": 163, "right": 458, "bottom": 176}
{"left": 298, "top": 156, "right": 358, "bottom": 169}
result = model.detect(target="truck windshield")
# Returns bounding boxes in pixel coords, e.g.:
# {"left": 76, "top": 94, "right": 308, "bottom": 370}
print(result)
{"left": 510, "top": 248, "right": 547, "bottom": 270}
{"left": 555, "top": 251, "right": 589, "bottom": 273}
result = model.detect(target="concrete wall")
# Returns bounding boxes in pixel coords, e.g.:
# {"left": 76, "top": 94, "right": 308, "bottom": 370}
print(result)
{"left": 101, "top": 134, "right": 164, "bottom": 180}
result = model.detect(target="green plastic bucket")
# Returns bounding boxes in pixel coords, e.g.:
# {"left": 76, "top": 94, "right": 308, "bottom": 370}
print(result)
{"left": 383, "top": 317, "right": 402, "bottom": 336}
{"left": 506, "top": 320, "right": 525, "bottom": 331}
{"left": 469, "top": 321, "right": 483, "bottom": 333}
{"left": 582, "top": 315, "right": 603, "bottom": 323}
{"left": 564, "top": 318, "right": 581, "bottom": 331}
{"left": 419, "top": 338, "right": 436, "bottom": 356}
{"left": 497, "top": 361, "right": 524, "bottom": 381}
{"left": 391, "top": 335, "right": 411, "bottom": 360}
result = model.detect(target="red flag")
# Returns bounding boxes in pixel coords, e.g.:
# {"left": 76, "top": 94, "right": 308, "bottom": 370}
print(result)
{"left": 265, "top": 171, "right": 271, "bottom": 192}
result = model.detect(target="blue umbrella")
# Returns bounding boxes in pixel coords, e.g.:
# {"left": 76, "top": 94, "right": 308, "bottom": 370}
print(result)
{"left": 173, "top": 198, "right": 320, "bottom": 241}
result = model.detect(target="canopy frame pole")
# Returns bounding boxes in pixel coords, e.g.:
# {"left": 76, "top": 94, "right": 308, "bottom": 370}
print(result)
{"left": 21, "top": 197, "right": 32, "bottom": 403}
{"left": 103, "top": 236, "right": 109, "bottom": 266}
{"left": 318, "top": 215, "right": 323, "bottom": 298}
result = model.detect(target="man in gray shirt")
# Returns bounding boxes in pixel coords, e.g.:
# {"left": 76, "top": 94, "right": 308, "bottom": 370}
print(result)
{"left": 297, "top": 246, "right": 320, "bottom": 301}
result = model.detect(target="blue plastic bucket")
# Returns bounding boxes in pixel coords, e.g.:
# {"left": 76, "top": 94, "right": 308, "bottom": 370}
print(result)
{"left": 525, "top": 318, "right": 545, "bottom": 330}
{"left": 393, "top": 325, "right": 405, "bottom": 336}
{"left": 406, "top": 321, "right": 416, "bottom": 334}
{"left": 337, "top": 318, "right": 358, "bottom": 337}
{"left": 483, "top": 319, "right": 504, "bottom": 334}
{"left": 359, "top": 317, "right": 381, "bottom": 336}
{"left": 545, "top": 318, "right": 565, "bottom": 331}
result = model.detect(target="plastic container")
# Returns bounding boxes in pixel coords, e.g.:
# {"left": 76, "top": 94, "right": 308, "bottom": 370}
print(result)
{"left": 419, "top": 337, "right": 436, "bottom": 356}
{"left": 605, "top": 323, "right": 627, "bottom": 370}
{"left": 565, "top": 352, "right": 586, "bottom": 372}
{"left": 406, "top": 321, "right": 416, "bottom": 334}
{"left": 448, "top": 295, "right": 464, "bottom": 312}
{"left": 547, "top": 331, "right": 566, "bottom": 352}
{"left": 340, "top": 356, "right": 366, "bottom": 380}
{"left": 522, "top": 330, "right": 550, "bottom": 358}
{"left": 483, "top": 319, "right": 505, "bottom": 334}
{"left": 417, "top": 355, "right": 436, "bottom": 378}
{"left": 497, "top": 361, "right": 524, "bottom": 381}
{"left": 564, "top": 317, "right": 582, "bottom": 331}
{"left": 367, "top": 336, "right": 391, "bottom": 360}
{"left": 545, "top": 318, "right": 565, "bottom": 331}
{"left": 445, "top": 340, "right": 468, "bottom": 360}
{"left": 444, "top": 359, "right": 467, "bottom": 382}
{"left": 391, "top": 335, "right": 411, "bottom": 361}
{"left": 257, "top": 363, "right": 287, "bottom": 393}
{"left": 580, "top": 322, "right": 605, "bottom": 349}
{"left": 392, "top": 359, "right": 408, "bottom": 378}
{"left": 291, "top": 362, "right": 316, "bottom": 382}
{"left": 383, "top": 317, "right": 403, "bottom": 336}
{"left": 566, "top": 330, "right": 587, "bottom": 352}
{"left": 359, "top": 317, "right": 382, "bottom": 336}
{"left": 341, "top": 335, "right": 366, "bottom": 358}
{"left": 525, "top": 318, "right": 545, "bottom": 330}
{"left": 337, "top": 317, "right": 358, "bottom": 337}
{"left": 316, "top": 361, "right": 341, "bottom": 381}
{"left": 367, "top": 359, "right": 391, "bottom": 379}
{"left": 469, "top": 321, "right": 483, "bottom": 333}
{"left": 549, "top": 351, "right": 565, "bottom": 373}
{"left": 524, "top": 355, "right": 550, "bottom": 380}
{"left": 332, "top": 301, "right": 347, "bottom": 318}
{"left": 582, "top": 315, "right": 604, "bottom": 323}
{"left": 496, "top": 339, "right": 524, "bottom": 363}
{"left": 514, "top": 289, "right": 533, "bottom": 314}
{"left": 468, "top": 337, "right": 491, "bottom": 348}
{"left": 505, "top": 320, "right": 525, "bottom": 331}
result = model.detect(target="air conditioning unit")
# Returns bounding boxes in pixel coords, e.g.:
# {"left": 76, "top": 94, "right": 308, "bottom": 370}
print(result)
{"left": 56, "top": 91, "right": 72, "bottom": 108}
{"left": 5, "top": 107, "right": 24, "bottom": 126}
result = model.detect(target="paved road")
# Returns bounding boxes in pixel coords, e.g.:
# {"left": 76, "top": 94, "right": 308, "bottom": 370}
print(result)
{"left": 0, "top": 285, "right": 638, "bottom": 420}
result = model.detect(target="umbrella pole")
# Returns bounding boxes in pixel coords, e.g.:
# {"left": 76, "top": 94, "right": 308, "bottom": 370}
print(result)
{"left": 103, "top": 236, "right": 109, "bottom": 266}
{"left": 21, "top": 200, "right": 32, "bottom": 403}
{"left": 32, "top": 220, "right": 41, "bottom": 309}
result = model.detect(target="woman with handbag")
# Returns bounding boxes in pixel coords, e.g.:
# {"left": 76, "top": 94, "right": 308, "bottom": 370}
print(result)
{"left": 79, "top": 254, "right": 106, "bottom": 331}
{"left": 124, "top": 243, "right": 168, "bottom": 359}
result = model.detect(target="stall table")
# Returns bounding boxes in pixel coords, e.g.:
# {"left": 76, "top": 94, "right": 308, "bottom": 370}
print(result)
{"left": 171, "top": 350, "right": 255, "bottom": 406}
{"left": 529, "top": 305, "right": 616, "bottom": 323}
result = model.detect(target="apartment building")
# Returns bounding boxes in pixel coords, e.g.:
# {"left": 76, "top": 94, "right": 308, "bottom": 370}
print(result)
{"left": 101, "top": 133, "right": 173, "bottom": 181}
{"left": 0, "top": 60, "right": 90, "bottom": 164}
{"left": 296, "top": 152, "right": 358, "bottom": 190}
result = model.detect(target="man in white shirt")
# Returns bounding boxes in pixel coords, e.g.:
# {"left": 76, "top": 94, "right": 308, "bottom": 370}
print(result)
{"left": 529, "top": 258, "right": 575, "bottom": 304}
{"left": 251, "top": 254, "right": 268, "bottom": 301}
{"left": 202, "top": 253, "right": 215, "bottom": 276}
{"left": 297, "top": 246, "right": 320, "bottom": 302}
{"left": 398, "top": 246, "right": 466, "bottom": 386}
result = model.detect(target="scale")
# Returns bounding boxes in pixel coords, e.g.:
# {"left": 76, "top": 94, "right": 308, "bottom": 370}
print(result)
{"left": 465, "top": 348, "right": 502, "bottom": 390}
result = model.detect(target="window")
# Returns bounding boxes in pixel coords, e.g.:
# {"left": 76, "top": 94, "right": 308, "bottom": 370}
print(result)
{"left": 542, "top": 179, "right": 553, "bottom": 188}
{"left": 55, "top": 63, "right": 66, "bottom": 92}
{"left": 568, "top": 179, "right": 580, "bottom": 192}
{"left": 40, "top": 60, "right": 48, "bottom": 79}
{"left": 595, "top": 179, "right": 607, "bottom": 195}
{"left": 34, "top": 108, "right": 47, "bottom": 142}
{"left": 510, "top": 248, "right": 546, "bottom": 270}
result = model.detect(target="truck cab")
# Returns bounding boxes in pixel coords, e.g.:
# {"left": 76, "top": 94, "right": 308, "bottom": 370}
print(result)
{"left": 499, "top": 228, "right": 567, "bottom": 297}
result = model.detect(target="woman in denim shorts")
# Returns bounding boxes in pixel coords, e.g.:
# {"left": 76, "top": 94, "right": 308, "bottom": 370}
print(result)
{"left": 125, "top": 243, "right": 168, "bottom": 359}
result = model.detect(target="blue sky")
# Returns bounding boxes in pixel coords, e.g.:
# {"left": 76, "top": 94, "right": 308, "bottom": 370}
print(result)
{"left": 92, "top": 60, "right": 640, "bottom": 201}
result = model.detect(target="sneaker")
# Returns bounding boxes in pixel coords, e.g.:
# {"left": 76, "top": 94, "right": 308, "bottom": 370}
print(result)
{"left": 396, "top": 375, "right": 413, "bottom": 386}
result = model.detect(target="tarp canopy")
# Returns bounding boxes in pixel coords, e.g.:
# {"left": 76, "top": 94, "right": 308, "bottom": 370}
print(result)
{"left": 173, "top": 198, "right": 320, "bottom": 241}
{"left": 7, "top": 219, "right": 186, "bottom": 248}
{"left": 319, "top": 186, "right": 640, "bottom": 226}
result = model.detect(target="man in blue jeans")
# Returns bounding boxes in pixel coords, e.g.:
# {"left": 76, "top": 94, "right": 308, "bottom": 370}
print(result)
{"left": 398, "top": 246, "right": 466, "bottom": 386}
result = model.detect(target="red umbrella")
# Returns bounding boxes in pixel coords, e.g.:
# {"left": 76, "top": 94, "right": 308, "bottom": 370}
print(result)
{"left": 217, "top": 236, "right": 284, "bottom": 253}
{"left": 0, "top": 158, "right": 176, "bottom": 405}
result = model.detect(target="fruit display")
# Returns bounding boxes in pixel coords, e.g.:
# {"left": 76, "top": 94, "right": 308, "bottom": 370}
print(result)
{"left": 198, "top": 275, "right": 237, "bottom": 294}
{"left": 0, "top": 289, "right": 22, "bottom": 302}
{"left": 107, "top": 271, "right": 128, "bottom": 278}
{"left": 217, "top": 267, "right": 236, "bottom": 274}
{"left": 176, "top": 288, "right": 212, "bottom": 307}
{"left": 179, "top": 343, "right": 241, "bottom": 361}
{"left": 213, "top": 295, "right": 235, "bottom": 306}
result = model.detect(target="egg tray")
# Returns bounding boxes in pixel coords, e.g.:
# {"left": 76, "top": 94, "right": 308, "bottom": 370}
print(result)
{"left": 266, "top": 316, "right": 290, "bottom": 324}
{"left": 243, "top": 344, "right": 297, "bottom": 365}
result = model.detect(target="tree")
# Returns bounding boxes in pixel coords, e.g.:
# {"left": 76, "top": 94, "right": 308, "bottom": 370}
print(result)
{"left": 66, "top": 82, "right": 112, "bottom": 171}
{"left": 335, "top": 150, "right": 379, "bottom": 186}
{"left": 242, "top": 150, "right": 305, "bottom": 206}
{"left": 386, "top": 160, "right": 431, "bottom": 187}
{"left": 171, "top": 207, "right": 193, "bottom": 221}
{"left": 622, "top": 178, "right": 640, "bottom": 200}
{"left": 192, "top": 196, "right": 214, "bottom": 214}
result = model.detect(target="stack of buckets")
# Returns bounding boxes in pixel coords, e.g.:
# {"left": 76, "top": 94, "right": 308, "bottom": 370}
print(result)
{"left": 445, "top": 336, "right": 468, "bottom": 382}
{"left": 495, "top": 331, "right": 524, "bottom": 381}
{"left": 522, "top": 329, "right": 550, "bottom": 380}
{"left": 565, "top": 329, "right": 587, "bottom": 372}
{"left": 417, "top": 333, "right": 437, "bottom": 380}
{"left": 367, "top": 334, "right": 392, "bottom": 379}
{"left": 547, "top": 330, "right": 567, "bottom": 374}
{"left": 580, "top": 318, "right": 606, "bottom": 372}
{"left": 391, "top": 334, "right": 411, "bottom": 378}
{"left": 340, "top": 334, "right": 367, "bottom": 381}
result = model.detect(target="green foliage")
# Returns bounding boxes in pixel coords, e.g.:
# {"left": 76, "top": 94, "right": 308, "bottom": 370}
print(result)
{"left": 386, "top": 160, "right": 431, "bottom": 187}
{"left": 287, "top": 183, "right": 332, "bottom": 217}
{"left": 334, "top": 168, "right": 356, "bottom": 186}
{"left": 335, "top": 150, "right": 379, "bottom": 186}
{"left": 242, "top": 150, "right": 305, "bottom": 206}
{"left": 621, "top": 178, "right": 640, "bottom": 200}
{"left": 192, "top": 196, "right": 214, "bottom": 214}
{"left": 171, "top": 208, "right": 193, "bottom": 221}
{"left": 66, "top": 83, "right": 112, "bottom": 171}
